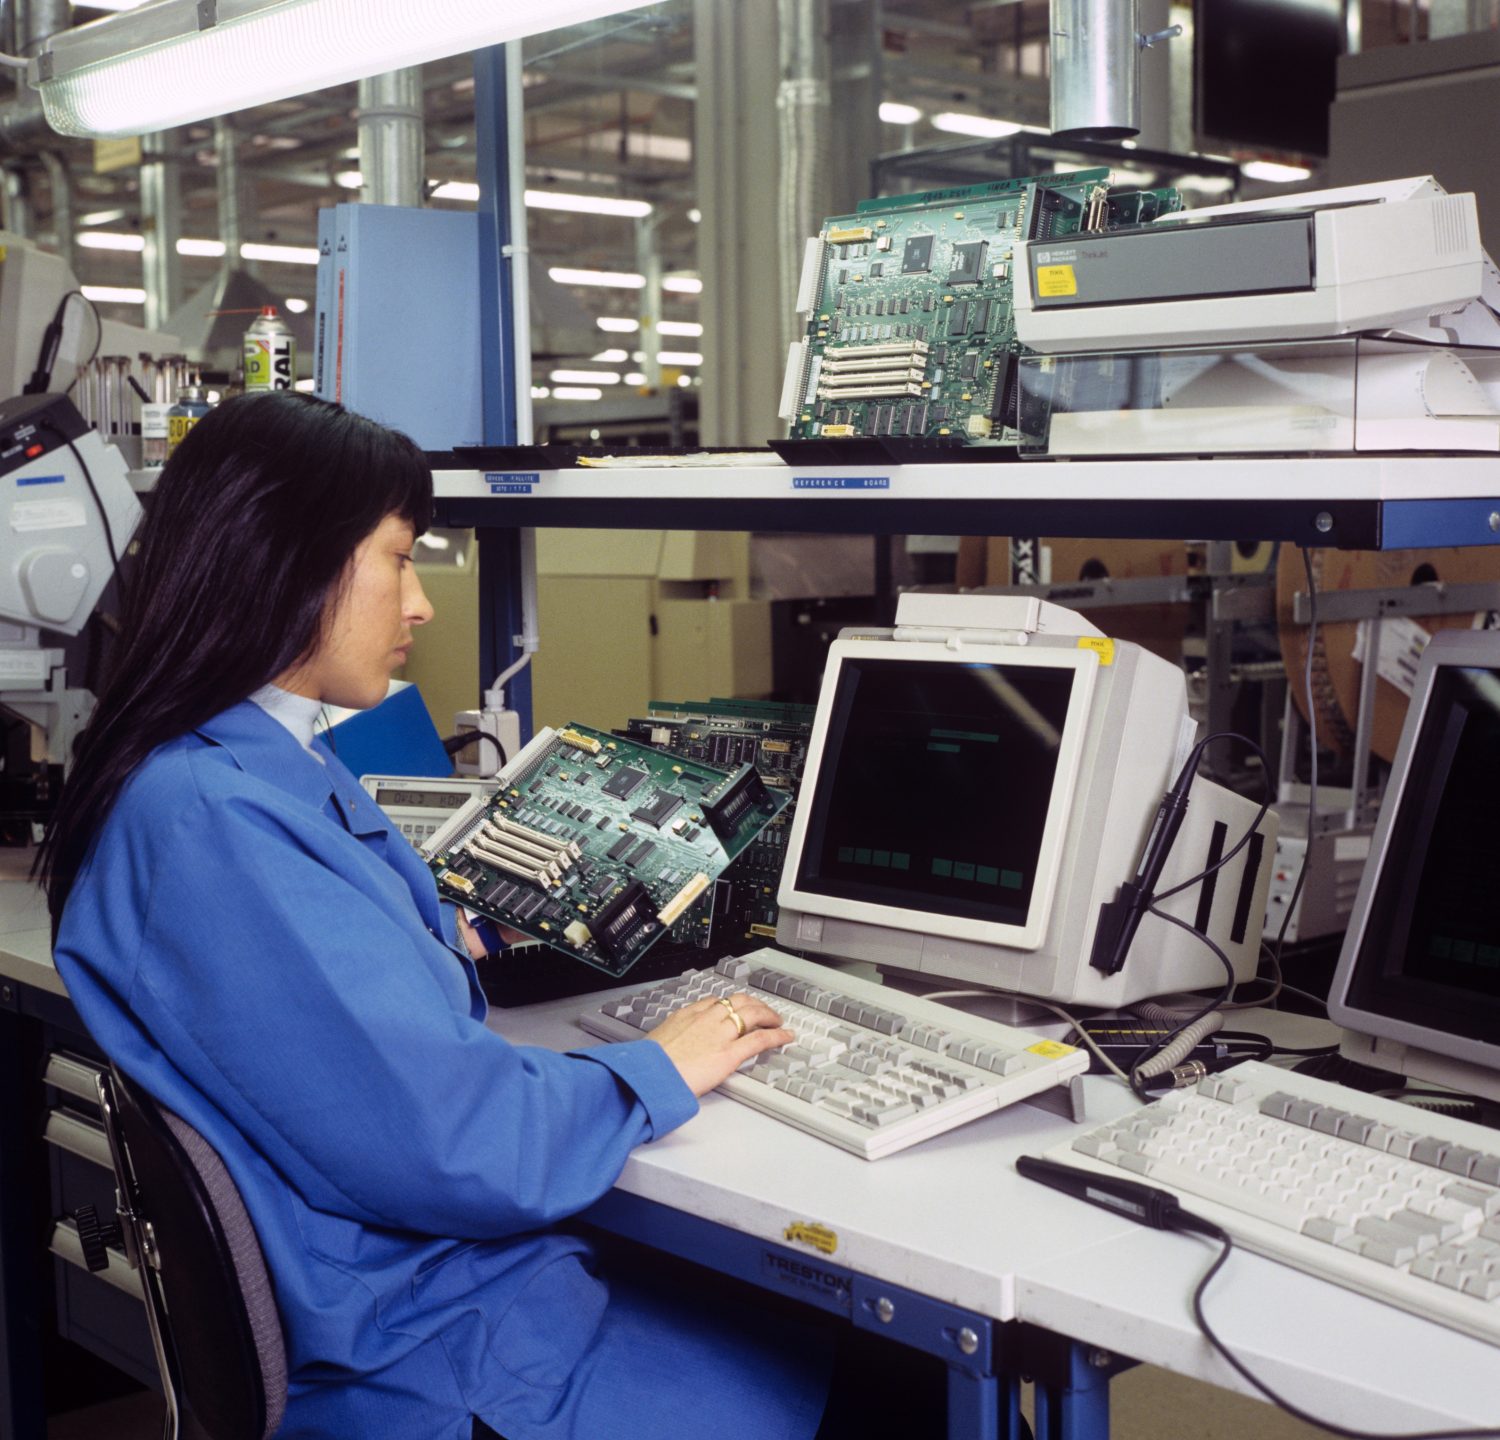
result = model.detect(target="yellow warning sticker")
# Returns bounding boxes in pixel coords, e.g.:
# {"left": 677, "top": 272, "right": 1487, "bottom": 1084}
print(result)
{"left": 1027, "top": 1040, "right": 1079, "bottom": 1058}
{"left": 784, "top": 1221, "right": 839, "bottom": 1256}
{"left": 1035, "top": 263, "right": 1078, "bottom": 298}
{"left": 1077, "top": 636, "right": 1115, "bottom": 667}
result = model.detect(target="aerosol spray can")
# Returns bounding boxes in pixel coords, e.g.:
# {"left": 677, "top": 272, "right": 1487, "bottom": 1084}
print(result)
{"left": 166, "top": 373, "right": 213, "bottom": 458}
{"left": 242, "top": 306, "right": 296, "bottom": 391}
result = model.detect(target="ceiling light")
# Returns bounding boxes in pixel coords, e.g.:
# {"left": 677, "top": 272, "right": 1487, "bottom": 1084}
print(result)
{"left": 525, "top": 189, "right": 652, "bottom": 218}
{"left": 662, "top": 275, "right": 701, "bottom": 295}
{"left": 590, "top": 348, "right": 630, "bottom": 363}
{"left": 549, "top": 267, "right": 645, "bottom": 289}
{"left": 879, "top": 102, "right": 923, "bottom": 125}
{"left": 624, "top": 372, "right": 647, "bottom": 385}
{"left": 335, "top": 170, "right": 363, "bottom": 189}
{"left": 77, "top": 231, "right": 143, "bottom": 251}
{"left": 1240, "top": 160, "right": 1313, "bottom": 183}
{"left": 687, "top": 207, "right": 702, "bottom": 224}
{"left": 1179, "top": 174, "right": 1236, "bottom": 196}
{"left": 596, "top": 316, "right": 640, "bottom": 333}
{"left": 81, "top": 285, "right": 146, "bottom": 303}
{"left": 432, "top": 180, "right": 480, "bottom": 202}
{"left": 284, "top": 297, "right": 310, "bottom": 314}
{"left": 78, "top": 208, "right": 126, "bottom": 226}
{"left": 531, "top": 385, "right": 551, "bottom": 399}
{"left": 31, "top": 0, "right": 655, "bottom": 139}
{"left": 931, "top": 112, "right": 1022, "bottom": 139}
{"left": 176, "top": 237, "right": 226, "bottom": 257}
{"left": 657, "top": 351, "right": 702, "bottom": 366}
{"left": 294, "top": 378, "right": 316, "bottom": 392}
{"left": 550, "top": 368, "right": 621, "bottom": 384}
{"left": 74, "top": 0, "right": 149, "bottom": 8}
{"left": 240, "top": 242, "right": 319, "bottom": 265}
{"left": 676, "top": 374, "right": 692, "bottom": 387}
{"left": 657, "top": 320, "right": 702, "bottom": 337}
{"left": 552, "top": 386, "right": 603, "bottom": 400}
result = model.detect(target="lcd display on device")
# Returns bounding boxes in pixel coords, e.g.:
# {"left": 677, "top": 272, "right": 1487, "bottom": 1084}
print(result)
{"left": 793, "top": 658, "right": 1078, "bottom": 927}
{"left": 1345, "top": 665, "right": 1500, "bottom": 1044}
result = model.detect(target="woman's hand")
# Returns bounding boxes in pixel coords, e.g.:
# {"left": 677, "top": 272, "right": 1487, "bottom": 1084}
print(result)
{"left": 648, "top": 993, "right": 795, "bottom": 1097}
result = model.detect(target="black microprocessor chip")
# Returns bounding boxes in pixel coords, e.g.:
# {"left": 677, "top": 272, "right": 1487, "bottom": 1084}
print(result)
{"left": 632, "top": 789, "right": 685, "bottom": 830}
{"left": 948, "top": 240, "right": 988, "bottom": 285}
{"left": 902, "top": 234, "right": 934, "bottom": 273}
{"left": 602, "top": 766, "right": 649, "bottom": 799}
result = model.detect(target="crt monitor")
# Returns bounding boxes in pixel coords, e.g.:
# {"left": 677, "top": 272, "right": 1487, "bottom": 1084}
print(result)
{"left": 1329, "top": 629, "right": 1500, "bottom": 1105}
{"left": 775, "top": 593, "right": 1277, "bottom": 1008}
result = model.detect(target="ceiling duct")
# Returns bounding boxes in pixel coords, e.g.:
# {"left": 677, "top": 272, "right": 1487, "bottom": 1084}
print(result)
{"left": 1049, "top": 0, "right": 1140, "bottom": 141}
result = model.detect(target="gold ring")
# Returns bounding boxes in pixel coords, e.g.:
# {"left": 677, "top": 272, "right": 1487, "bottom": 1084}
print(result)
{"left": 718, "top": 996, "right": 747, "bottom": 1038}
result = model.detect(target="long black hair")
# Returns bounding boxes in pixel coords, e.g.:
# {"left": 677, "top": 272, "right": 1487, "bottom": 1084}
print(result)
{"left": 35, "top": 390, "right": 433, "bottom": 936}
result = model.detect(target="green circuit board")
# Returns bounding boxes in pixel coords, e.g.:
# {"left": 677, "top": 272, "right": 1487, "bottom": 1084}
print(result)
{"left": 423, "top": 722, "right": 789, "bottom": 976}
{"left": 786, "top": 168, "right": 1183, "bottom": 446}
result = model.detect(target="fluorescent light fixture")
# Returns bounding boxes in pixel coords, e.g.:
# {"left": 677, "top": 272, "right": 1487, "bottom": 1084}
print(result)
{"left": 596, "top": 316, "right": 641, "bottom": 333}
{"left": 879, "top": 102, "right": 923, "bottom": 125}
{"left": 335, "top": 170, "right": 363, "bottom": 189}
{"left": 931, "top": 112, "right": 1023, "bottom": 139}
{"left": 79, "top": 208, "right": 126, "bottom": 226}
{"left": 624, "top": 372, "right": 647, "bottom": 385}
{"left": 294, "top": 378, "right": 317, "bottom": 392}
{"left": 240, "top": 242, "right": 319, "bottom": 265}
{"left": 284, "top": 297, "right": 310, "bottom": 314}
{"left": 662, "top": 275, "right": 702, "bottom": 295}
{"left": 525, "top": 189, "right": 652, "bottom": 218}
{"left": 432, "top": 180, "right": 480, "bottom": 202}
{"left": 657, "top": 351, "right": 702, "bottom": 366}
{"left": 687, "top": 207, "right": 702, "bottom": 224}
{"left": 1179, "top": 174, "right": 1236, "bottom": 196}
{"left": 81, "top": 285, "right": 146, "bottom": 303}
{"left": 590, "top": 349, "right": 630, "bottom": 364}
{"left": 530, "top": 386, "right": 551, "bottom": 399}
{"left": 552, "top": 386, "right": 603, "bottom": 400}
{"left": 1240, "top": 160, "right": 1313, "bottom": 183}
{"left": 31, "top": 0, "right": 654, "bottom": 139}
{"left": 176, "top": 237, "right": 227, "bottom": 257}
{"left": 656, "top": 320, "right": 702, "bottom": 337}
{"left": 549, "top": 266, "right": 645, "bottom": 289}
{"left": 676, "top": 374, "right": 692, "bottom": 387}
{"left": 78, "top": 0, "right": 150, "bottom": 8}
{"left": 550, "top": 368, "right": 621, "bottom": 384}
{"left": 77, "top": 230, "right": 143, "bottom": 251}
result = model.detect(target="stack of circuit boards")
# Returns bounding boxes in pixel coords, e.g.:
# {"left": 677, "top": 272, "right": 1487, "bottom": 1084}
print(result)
{"left": 423, "top": 722, "right": 788, "bottom": 976}
{"left": 784, "top": 167, "right": 1183, "bottom": 448}
{"left": 619, "top": 698, "right": 817, "bottom": 954}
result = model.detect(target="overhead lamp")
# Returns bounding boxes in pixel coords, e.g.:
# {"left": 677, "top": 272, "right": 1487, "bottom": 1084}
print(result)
{"left": 525, "top": 189, "right": 652, "bottom": 218}
{"left": 81, "top": 285, "right": 146, "bottom": 303}
{"left": 549, "top": 267, "right": 645, "bottom": 289}
{"left": 657, "top": 350, "right": 702, "bottom": 367}
{"left": 879, "top": 102, "right": 923, "bottom": 125}
{"left": 931, "top": 112, "right": 1023, "bottom": 139}
{"left": 552, "top": 386, "right": 603, "bottom": 401}
{"left": 624, "top": 371, "right": 647, "bottom": 385}
{"left": 241, "top": 242, "right": 319, "bottom": 265}
{"left": 177, "top": 237, "right": 227, "bottom": 257}
{"left": 432, "top": 180, "right": 481, "bottom": 202}
{"left": 77, "top": 231, "right": 144, "bottom": 251}
{"left": 590, "top": 348, "right": 630, "bottom": 363}
{"left": 596, "top": 316, "right": 641, "bottom": 333}
{"left": 657, "top": 320, "right": 702, "bottom": 337}
{"left": 29, "top": 0, "right": 652, "bottom": 139}
{"left": 662, "top": 275, "right": 701, "bottom": 295}
{"left": 284, "top": 297, "right": 310, "bottom": 313}
{"left": 334, "top": 170, "right": 363, "bottom": 189}
{"left": 1241, "top": 160, "right": 1312, "bottom": 184}
{"left": 550, "top": 368, "right": 621, "bottom": 385}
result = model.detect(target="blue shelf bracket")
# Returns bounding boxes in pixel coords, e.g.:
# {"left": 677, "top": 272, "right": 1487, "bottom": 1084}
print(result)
{"left": 1021, "top": 1323, "right": 1135, "bottom": 1440}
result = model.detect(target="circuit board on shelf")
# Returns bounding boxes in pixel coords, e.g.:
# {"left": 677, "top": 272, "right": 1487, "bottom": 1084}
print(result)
{"left": 619, "top": 698, "right": 817, "bottom": 953}
{"left": 782, "top": 168, "right": 1183, "bottom": 447}
{"left": 422, "top": 722, "right": 788, "bottom": 976}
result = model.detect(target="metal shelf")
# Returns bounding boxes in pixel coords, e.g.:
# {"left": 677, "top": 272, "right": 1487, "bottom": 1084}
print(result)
{"left": 432, "top": 453, "right": 1500, "bottom": 549}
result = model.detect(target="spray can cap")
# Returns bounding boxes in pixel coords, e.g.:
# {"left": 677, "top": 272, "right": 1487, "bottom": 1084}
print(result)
{"left": 260, "top": 305, "right": 278, "bottom": 318}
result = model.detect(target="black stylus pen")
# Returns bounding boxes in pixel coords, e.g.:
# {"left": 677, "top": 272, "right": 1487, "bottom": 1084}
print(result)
{"left": 1015, "top": 1155, "right": 1220, "bottom": 1236}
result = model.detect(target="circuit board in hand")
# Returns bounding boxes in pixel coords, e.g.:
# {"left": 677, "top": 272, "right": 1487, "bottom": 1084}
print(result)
{"left": 422, "top": 722, "right": 789, "bottom": 975}
{"left": 782, "top": 168, "right": 1182, "bottom": 447}
{"left": 619, "top": 698, "right": 816, "bottom": 952}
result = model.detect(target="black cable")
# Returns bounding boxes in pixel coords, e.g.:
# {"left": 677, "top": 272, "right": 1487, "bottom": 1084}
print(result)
{"left": 443, "top": 729, "right": 508, "bottom": 775}
{"left": 64, "top": 291, "right": 103, "bottom": 395}
{"left": 1185, "top": 1224, "right": 1500, "bottom": 1439}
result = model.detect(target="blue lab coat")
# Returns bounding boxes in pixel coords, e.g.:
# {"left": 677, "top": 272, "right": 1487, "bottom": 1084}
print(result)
{"left": 54, "top": 701, "right": 828, "bottom": 1439}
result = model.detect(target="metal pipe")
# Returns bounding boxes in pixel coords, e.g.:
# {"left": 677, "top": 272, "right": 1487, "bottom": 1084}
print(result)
{"left": 636, "top": 212, "right": 662, "bottom": 391}
{"left": 357, "top": 68, "right": 424, "bottom": 207}
{"left": 17, "top": 0, "right": 67, "bottom": 54}
{"left": 1049, "top": 0, "right": 1140, "bottom": 141}
{"left": 38, "top": 146, "right": 68, "bottom": 267}
{"left": 503, "top": 42, "right": 533, "bottom": 446}
{"left": 214, "top": 117, "right": 241, "bottom": 280}
{"left": 777, "top": 0, "right": 831, "bottom": 357}
{"left": 140, "top": 130, "right": 181, "bottom": 333}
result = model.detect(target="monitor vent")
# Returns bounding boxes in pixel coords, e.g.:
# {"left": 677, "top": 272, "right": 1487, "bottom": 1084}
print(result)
{"left": 1431, "top": 196, "right": 1474, "bottom": 258}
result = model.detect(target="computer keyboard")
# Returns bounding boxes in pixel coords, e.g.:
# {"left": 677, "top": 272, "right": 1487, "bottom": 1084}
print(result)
{"left": 578, "top": 946, "right": 1089, "bottom": 1160}
{"left": 1037, "top": 1060, "right": 1500, "bottom": 1346}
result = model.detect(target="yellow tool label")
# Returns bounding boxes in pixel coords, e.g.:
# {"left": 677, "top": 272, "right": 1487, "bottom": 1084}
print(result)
{"left": 1027, "top": 1040, "right": 1079, "bottom": 1058}
{"left": 783, "top": 1221, "right": 839, "bottom": 1256}
{"left": 1035, "top": 263, "right": 1078, "bottom": 298}
{"left": 1076, "top": 636, "right": 1115, "bottom": 667}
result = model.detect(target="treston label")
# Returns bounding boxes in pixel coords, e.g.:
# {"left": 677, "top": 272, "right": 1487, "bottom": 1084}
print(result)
{"left": 761, "top": 1249, "right": 852, "bottom": 1314}
{"left": 486, "top": 471, "right": 540, "bottom": 494}
{"left": 1027, "top": 1039, "right": 1079, "bottom": 1059}
{"left": 792, "top": 476, "right": 891, "bottom": 491}
{"left": 1076, "top": 635, "right": 1115, "bottom": 667}
{"left": 1035, "top": 264, "right": 1078, "bottom": 298}
{"left": 783, "top": 1221, "right": 839, "bottom": 1256}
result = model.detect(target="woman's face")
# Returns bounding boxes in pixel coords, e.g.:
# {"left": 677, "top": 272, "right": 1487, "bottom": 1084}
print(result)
{"left": 278, "top": 514, "right": 433, "bottom": 709}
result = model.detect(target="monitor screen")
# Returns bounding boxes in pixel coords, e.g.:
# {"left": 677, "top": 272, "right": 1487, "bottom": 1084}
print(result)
{"left": 1342, "top": 663, "right": 1500, "bottom": 1048}
{"left": 792, "top": 656, "right": 1080, "bottom": 929}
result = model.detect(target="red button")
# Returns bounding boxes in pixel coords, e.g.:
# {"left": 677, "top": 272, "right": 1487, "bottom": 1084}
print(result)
{"left": 25, "top": 443, "right": 44, "bottom": 457}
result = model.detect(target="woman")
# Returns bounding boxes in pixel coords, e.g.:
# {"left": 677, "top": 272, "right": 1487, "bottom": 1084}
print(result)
{"left": 38, "top": 391, "right": 830, "bottom": 1439}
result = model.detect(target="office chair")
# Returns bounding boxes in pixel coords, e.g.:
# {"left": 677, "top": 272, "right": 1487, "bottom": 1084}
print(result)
{"left": 75, "top": 1064, "right": 288, "bottom": 1440}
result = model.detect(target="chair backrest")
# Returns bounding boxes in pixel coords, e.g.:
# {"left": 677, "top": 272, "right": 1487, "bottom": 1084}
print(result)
{"left": 102, "top": 1065, "right": 288, "bottom": 1440}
